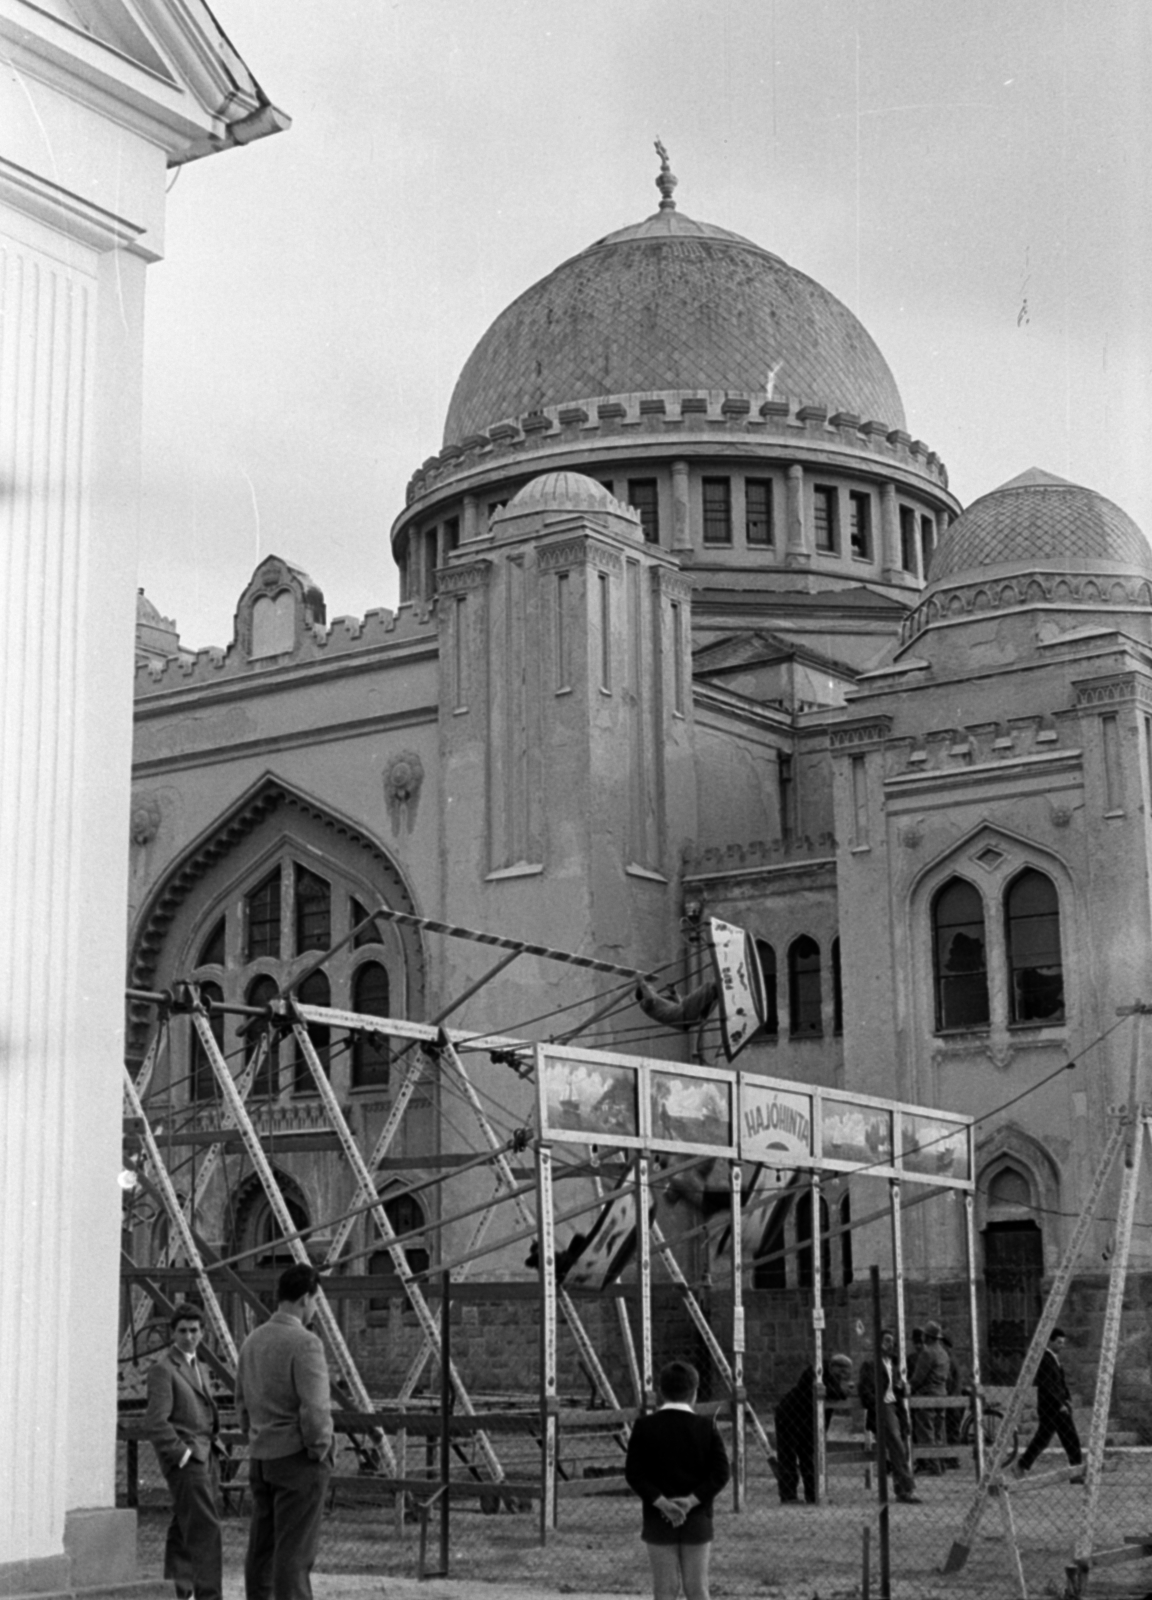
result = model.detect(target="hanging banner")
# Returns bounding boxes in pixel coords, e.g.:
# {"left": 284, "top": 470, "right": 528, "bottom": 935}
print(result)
{"left": 707, "top": 918, "right": 767, "bottom": 1060}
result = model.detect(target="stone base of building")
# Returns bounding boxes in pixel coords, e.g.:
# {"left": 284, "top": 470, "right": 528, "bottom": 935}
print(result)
{"left": 0, "top": 1508, "right": 149, "bottom": 1600}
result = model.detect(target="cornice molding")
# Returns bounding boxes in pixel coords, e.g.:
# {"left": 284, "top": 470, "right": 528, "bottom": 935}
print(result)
{"left": 437, "top": 560, "right": 491, "bottom": 594}
{"left": 829, "top": 716, "right": 893, "bottom": 750}
{"left": 1074, "top": 673, "right": 1152, "bottom": 710}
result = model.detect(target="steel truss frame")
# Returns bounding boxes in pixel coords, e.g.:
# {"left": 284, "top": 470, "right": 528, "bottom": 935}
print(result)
{"left": 944, "top": 1009, "right": 1149, "bottom": 1600}
{"left": 123, "top": 978, "right": 980, "bottom": 1515}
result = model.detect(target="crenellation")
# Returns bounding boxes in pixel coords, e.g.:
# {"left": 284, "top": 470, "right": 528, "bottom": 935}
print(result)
{"left": 399, "top": 392, "right": 952, "bottom": 511}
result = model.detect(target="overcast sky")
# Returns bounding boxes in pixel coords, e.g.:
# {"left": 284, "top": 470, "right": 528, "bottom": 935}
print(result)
{"left": 139, "top": 0, "right": 1151, "bottom": 651}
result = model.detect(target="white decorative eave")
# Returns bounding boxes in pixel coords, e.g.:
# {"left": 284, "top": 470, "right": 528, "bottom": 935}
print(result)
{"left": 1, "top": 0, "right": 289, "bottom": 166}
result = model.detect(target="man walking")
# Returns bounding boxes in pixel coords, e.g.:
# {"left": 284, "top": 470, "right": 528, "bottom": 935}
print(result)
{"left": 858, "top": 1329, "right": 921, "bottom": 1504}
{"left": 1015, "top": 1326, "right": 1083, "bottom": 1477}
{"left": 235, "top": 1264, "right": 334, "bottom": 1600}
{"left": 144, "top": 1303, "right": 224, "bottom": 1600}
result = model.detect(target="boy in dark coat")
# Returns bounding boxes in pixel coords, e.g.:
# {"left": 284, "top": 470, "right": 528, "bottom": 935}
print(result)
{"left": 625, "top": 1361, "right": 730, "bottom": 1600}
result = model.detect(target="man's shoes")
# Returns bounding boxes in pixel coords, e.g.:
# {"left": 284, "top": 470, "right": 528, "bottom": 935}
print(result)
{"left": 1069, "top": 1470, "right": 1085, "bottom": 1484}
{"left": 1011, "top": 1462, "right": 1028, "bottom": 1479}
{"left": 896, "top": 1493, "right": 923, "bottom": 1504}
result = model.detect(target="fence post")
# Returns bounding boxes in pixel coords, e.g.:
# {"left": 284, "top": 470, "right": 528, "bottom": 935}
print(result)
{"left": 870, "top": 1264, "right": 891, "bottom": 1600}
{"left": 439, "top": 1269, "right": 451, "bottom": 1576}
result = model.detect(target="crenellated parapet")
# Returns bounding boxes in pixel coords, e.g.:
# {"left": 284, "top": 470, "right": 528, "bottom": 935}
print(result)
{"left": 404, "top": 389, "right": 950, "bottom": 508}
{"left": 884, "top": 714, "right": 1066, "bottom": 774}
{"left": 134, "top": 597, "right": 437, "bottom": 697}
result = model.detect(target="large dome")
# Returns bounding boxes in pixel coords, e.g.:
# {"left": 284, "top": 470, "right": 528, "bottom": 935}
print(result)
{"left": 443, "top": 205, "right": 906, "bottom": 447}
{"left": 928, "top": 469, "right": 1152, "bottom": 586}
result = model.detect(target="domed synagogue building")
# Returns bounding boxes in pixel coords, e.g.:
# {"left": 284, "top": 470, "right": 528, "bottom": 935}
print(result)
{"left": 128, "top": 155, "right": 1152, "bottom": 1410}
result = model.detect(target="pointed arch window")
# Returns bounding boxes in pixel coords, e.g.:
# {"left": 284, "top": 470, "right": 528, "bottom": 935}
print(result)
{"left": 788, "top": 936, "right": 822, "bottom": 1037}
{"left": 245, "top": 974, "right": 281, "bottom": 1098}
{"left": 932, "top": 878, "right": 989, "bottom": 1031}
{"left": 293, "top": 970, "right": 331, "bottom": 1093}
{"left": 295, "top": 867, "right": 331, "bottom": 954}
{"left": 246, "top": 870, "right": 281, "bottom": 960}
{"left": 351, "top": 962, "right": 391, "bottom": 1088}
{"left": 190, "top": 981, "right": 224, "bottom": 1101}
{"left": 198, "top": 917, "right": 226, "bottom": 968}
{"left": 368, "top": 1189, "right": 430, "bottom": 1313}
{"left": 1005, "top": 869, "right": 1064, "bottom": 1023}
{"left": 754, "top": 940, "right": 779, "bottom": 1038}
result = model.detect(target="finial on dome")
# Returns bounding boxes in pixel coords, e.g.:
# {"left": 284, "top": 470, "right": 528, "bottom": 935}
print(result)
{"left": 654, "top": 138, "right": 678, "bottom": 210}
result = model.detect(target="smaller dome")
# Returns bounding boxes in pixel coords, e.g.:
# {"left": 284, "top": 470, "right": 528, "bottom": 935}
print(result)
{"left": 507, "top": 471, "right": 630, "bottom": 517}
{"left": 929, "top": 469, "right": 1152, "bottom": 586}
{"left": 136, "top": 587, "right": 163, "bottom": 622}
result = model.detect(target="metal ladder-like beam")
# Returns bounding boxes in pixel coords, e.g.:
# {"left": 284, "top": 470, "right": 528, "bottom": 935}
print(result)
{"left": 188, "top": 1007, "right": 397, "bottom": 1471}
{"left": 121, "top": 1065, "right": 238, "bottom": 1367}
{"left": 943, "top": 1116, "right": 1128, "bottom": 1573}
{"left": 288, "top": 1014, "right": 504, "bottom": 1482}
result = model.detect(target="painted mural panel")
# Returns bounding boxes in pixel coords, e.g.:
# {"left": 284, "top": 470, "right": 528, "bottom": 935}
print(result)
{"left": 649, "top": 1069, "right": 734, "bottom": 1153}
{"left": 539, "top": 1055, "right": 639, "bottom": 1141}
{"left": 822, "top": 1097, "right": 893, "bottom": 1168}
{"left": 901, "top": 1112, "right": 970, "bottom": 1181}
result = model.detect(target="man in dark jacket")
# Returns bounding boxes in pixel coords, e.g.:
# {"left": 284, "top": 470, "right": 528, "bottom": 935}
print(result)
{"left": 235, "top": 1265, "right": 334, "bottom": 1600}
{"left": 774, "top": 1354, "right": 853, "bottom": 1503}
{"left": 144, "top": 1303, "right": 223, "bottom": 1600}
{"left": 1015, "top": 1326, "right": 1082, "bottom": 1475}
{"left": 857, "top": 1330, "right": 921, "bottom": 1503}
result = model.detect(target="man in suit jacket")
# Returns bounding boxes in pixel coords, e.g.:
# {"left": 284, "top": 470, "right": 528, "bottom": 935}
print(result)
{"left": 235, "top": 1263, "right": 334, "bottom": 1600}
{"left": 1016, "top": 1326, "right": 1083, "bottom": 1474}
{"left": 857, "top": 1329, "right": 921, "bottom": 1503}
{"left": 144, "top": 1303, "right": 223, "bottom": 1600}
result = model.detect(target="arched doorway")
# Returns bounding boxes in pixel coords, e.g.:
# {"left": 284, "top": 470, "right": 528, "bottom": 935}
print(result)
{"left": 982, "top": 1165, "right": 1044, "bottom": 1384}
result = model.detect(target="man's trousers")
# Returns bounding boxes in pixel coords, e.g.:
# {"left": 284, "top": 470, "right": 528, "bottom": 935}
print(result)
{"left": 163, "top": 1457, "right": 223, "bottom": 1600}
{"left": 245, "top": 1450, "right": 331, "bottom": 1600}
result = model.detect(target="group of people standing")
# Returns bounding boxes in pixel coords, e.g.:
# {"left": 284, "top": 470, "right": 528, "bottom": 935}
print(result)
{"left": 145, "top": 1283, "right": 1084, "bottom": 1600}
{"left": 145, "top": 1264, "right": 334, "bottom": 1600}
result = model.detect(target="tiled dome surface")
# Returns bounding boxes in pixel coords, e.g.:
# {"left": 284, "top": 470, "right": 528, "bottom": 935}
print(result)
{"left": 929, "top": 470, "right": 1152, "bottom": 584}
{"left": 443, "top": 210, "right": 906, "bottom": 445}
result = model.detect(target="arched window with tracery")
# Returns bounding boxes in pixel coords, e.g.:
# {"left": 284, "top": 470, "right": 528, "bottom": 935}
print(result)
{"left": 788, "top": 936, "right": 822, "bottom": 1037}
{"left": 157, "top": 831, "right": 411, "bottom": 1110}
{"left": 1004, "top": 869, "right": 1064, "bottom": 1023}
{"left": 932, "top": 878, "right": 989, "bottom": 1031}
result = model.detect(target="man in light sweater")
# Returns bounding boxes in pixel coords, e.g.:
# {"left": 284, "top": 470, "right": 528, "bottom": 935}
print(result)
{"left": 235, "top": 1264, "right": 334, "bottom": 1600}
